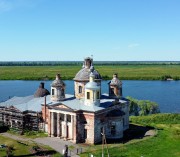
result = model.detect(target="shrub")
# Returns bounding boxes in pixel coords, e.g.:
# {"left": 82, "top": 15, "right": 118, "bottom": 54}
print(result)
{"left": 127, "top": 96, "right": 160, "bottom": 116}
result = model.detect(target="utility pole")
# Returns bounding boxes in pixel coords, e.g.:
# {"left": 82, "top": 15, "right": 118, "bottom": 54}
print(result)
{"left": 101, "top": 127, "right": 110, "bottom": 157}
{"left": 102, "top": 127, "right": 104, "bottom": 157}
{"left": 104, "top": 132, "right": 110, "bottom": 157}
{"left": 44, "top": 96, "right": 46, "bottom": 132}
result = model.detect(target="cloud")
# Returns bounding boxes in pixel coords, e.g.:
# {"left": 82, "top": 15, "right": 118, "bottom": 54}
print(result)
{"left": 128, "top": 43, "right": 140, "bottom": 48}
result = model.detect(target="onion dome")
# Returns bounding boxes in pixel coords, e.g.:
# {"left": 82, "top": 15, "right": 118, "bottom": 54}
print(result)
{"left": 34, "top": 82, "right": 50, "bottom": 98}
{"left": 51, "top": 74, "right": 65, "bottom": 87}
{"left": 74, "top": 57, "right": 101, "bottom": 81}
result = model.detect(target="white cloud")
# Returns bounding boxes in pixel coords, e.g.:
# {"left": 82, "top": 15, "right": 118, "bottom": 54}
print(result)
{"left": 128, "top": 43, "right": 140, "bottom": 48}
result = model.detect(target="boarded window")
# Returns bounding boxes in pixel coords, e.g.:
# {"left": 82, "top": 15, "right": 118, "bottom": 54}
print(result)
{"left": 84, "top": 129, "right": 87, "bottom": 139}
{"left": 87, "top": 92, "right": 90, "bottom": 99}
{"left": 67, "top": 114, "right": 71, "bottom": 123}
{"left": 111, "top": 125, "right": 116, "bottom": 135}
{"left": 79, "top": 86, "right": 82, "bottom": 93}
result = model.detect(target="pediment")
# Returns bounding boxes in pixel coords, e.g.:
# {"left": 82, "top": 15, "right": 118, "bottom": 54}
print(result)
{"left": 55, "top": 104, "right": 73, "bottom": 111}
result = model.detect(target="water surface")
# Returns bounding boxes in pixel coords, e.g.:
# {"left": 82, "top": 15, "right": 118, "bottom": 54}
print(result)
{"left": 0, "top": 80, "right": 179, "bottom": 113}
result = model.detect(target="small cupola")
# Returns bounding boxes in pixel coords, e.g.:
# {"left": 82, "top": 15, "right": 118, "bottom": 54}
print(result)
{"left": 51, "top": 74, "right": 65, "bottom": 101}
{"left": 109, "top": 73, "right": 122, "bottom": 99}
{"left": 84, "top": 72, "right": 100, "bottom": 106}
{"left": 34, "top": 82, "right": 50, "bottom": 98}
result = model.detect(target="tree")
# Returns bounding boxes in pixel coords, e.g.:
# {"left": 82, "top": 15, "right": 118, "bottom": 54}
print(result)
{"left": 127, "top": 96, "right": 160, "bottom": 116}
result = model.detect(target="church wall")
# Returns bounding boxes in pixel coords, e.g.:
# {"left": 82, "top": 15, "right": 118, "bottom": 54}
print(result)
{"left": 94, "top": 113, "right": 107, "bottom": 143}
{"left": 74, "top": 81, "right": 87, "bottom": 99}
{"left": 105, "top": 117, "right": 124, "bottom": 139}
{"left": 76, "top": 112, "right": 95, "bottom": 144}
{"left": 121, "top": 103, "right": 129, "bottom": 130}
{"left": 74, "top": 80, "right": 101, "bottom": 99}
{"left": 93, "top": 103, "right": 129, "bottom": 143}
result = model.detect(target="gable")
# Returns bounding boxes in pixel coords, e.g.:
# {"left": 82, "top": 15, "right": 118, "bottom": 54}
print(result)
{"left": 56, "top": 104, "right": 73, "bottom": 110}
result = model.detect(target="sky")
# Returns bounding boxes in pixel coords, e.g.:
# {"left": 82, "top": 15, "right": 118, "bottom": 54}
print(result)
{"left": 0, "top": 0, "right": 180, "bottom": 61}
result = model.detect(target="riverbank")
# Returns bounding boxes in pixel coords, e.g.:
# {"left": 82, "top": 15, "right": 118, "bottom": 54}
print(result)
{"left": 1, "top": 65, "right": 180, "bottom": 80}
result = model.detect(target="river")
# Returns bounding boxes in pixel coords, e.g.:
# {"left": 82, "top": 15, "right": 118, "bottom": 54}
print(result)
{"left": 0, "top": 80, "right": 180, "bottom": 113}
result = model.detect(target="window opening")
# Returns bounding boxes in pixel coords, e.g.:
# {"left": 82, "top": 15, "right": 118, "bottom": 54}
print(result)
{"left": 111, "top": 125, "right": 116, "bottom": 135}
{"left": 87, "top": 92, "right": 90, "bottom": 99}
{"left": 52, "top": 89, "right": 55, "bottom": 95}
{"left": 79, "top": 86, "right": 82, "bottom": 93}
{"left": 67, "top": 114, "right": 71, "bottom": 123}
{"left": 84, "top": 129, "right": 87, "bottom": 139}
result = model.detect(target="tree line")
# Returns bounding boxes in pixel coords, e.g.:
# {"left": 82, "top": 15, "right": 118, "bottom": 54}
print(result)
{"left": 1, "top": 61, "right": 180, "bottom": 66}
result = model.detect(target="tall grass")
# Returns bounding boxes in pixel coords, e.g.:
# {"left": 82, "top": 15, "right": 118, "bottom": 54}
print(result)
{"left": 1, "top": 65, "right": 180, "bottom": 80}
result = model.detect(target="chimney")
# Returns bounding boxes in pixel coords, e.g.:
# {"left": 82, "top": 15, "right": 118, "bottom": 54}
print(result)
{"left": 40, "top": 82, "right": 44, "bottom": 88}
{"left": 56, "top": 74, "right": 61, "bottom": 80}
{"left": 113, "top": 73, "right": 118, "bottom": 78}
{"left": 84, "top": 57, "right": 92, "bottom": 69}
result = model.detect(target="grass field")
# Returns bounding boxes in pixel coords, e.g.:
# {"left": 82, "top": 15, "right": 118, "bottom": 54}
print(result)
{"left": 0, "top": 135, "right": 61, "bottom": 157}
{"left": 80, "top": 114, "right": 180, "bottom": 157}
{"left": 1, "top": 64, "right": 180, "bottom": 80}
{"left": 8, "top": 129, "right": 48, "bottom": 139}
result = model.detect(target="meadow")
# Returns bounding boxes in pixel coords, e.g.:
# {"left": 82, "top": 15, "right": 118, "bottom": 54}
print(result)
{"left": 1, "top": 64, "right": 180, "bottom": 80}
{"left": 80, "top": 113, "right": 180, "bottom": 157}
{"left": 0, "top": 135, "right": 61, "bottom": 157}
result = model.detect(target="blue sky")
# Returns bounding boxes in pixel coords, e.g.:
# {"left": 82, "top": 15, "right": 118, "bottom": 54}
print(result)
{"left": 0, "top": 0, "right": 180, "bottom": 61}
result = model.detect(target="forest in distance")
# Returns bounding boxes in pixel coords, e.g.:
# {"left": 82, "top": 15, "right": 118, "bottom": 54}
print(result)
{"left": 1, "top": 61, "right": 180, "bottom": 66}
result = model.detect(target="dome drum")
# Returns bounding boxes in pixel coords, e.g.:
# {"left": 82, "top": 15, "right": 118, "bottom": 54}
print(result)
{"left": 73, "top": 57, "right": 102, "bottom": 99}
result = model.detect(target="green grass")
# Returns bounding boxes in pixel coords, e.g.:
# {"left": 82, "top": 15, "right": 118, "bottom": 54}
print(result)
{"left": 0, "top": 135, "right": 61, "bottom": 157}
{"left": 8, "top": 129, "right": 48, "bottom": 139}
{"left": 1, "top": 65, "right": 180, "bottom": 80}
{"left": 80, "top": 114, "right": 180, "bottom": 157}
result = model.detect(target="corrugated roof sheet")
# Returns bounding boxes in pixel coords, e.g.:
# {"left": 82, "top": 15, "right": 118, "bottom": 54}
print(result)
{"left": 0, "top": 94, "right": 127, "bottom": 113}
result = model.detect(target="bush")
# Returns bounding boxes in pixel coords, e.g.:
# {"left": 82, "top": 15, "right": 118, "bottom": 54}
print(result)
{"left": 127, "top": 96, "right": 160, "bottom": 116}
{"left": 130, "top": 113, "right": 180, "bottom": 125}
